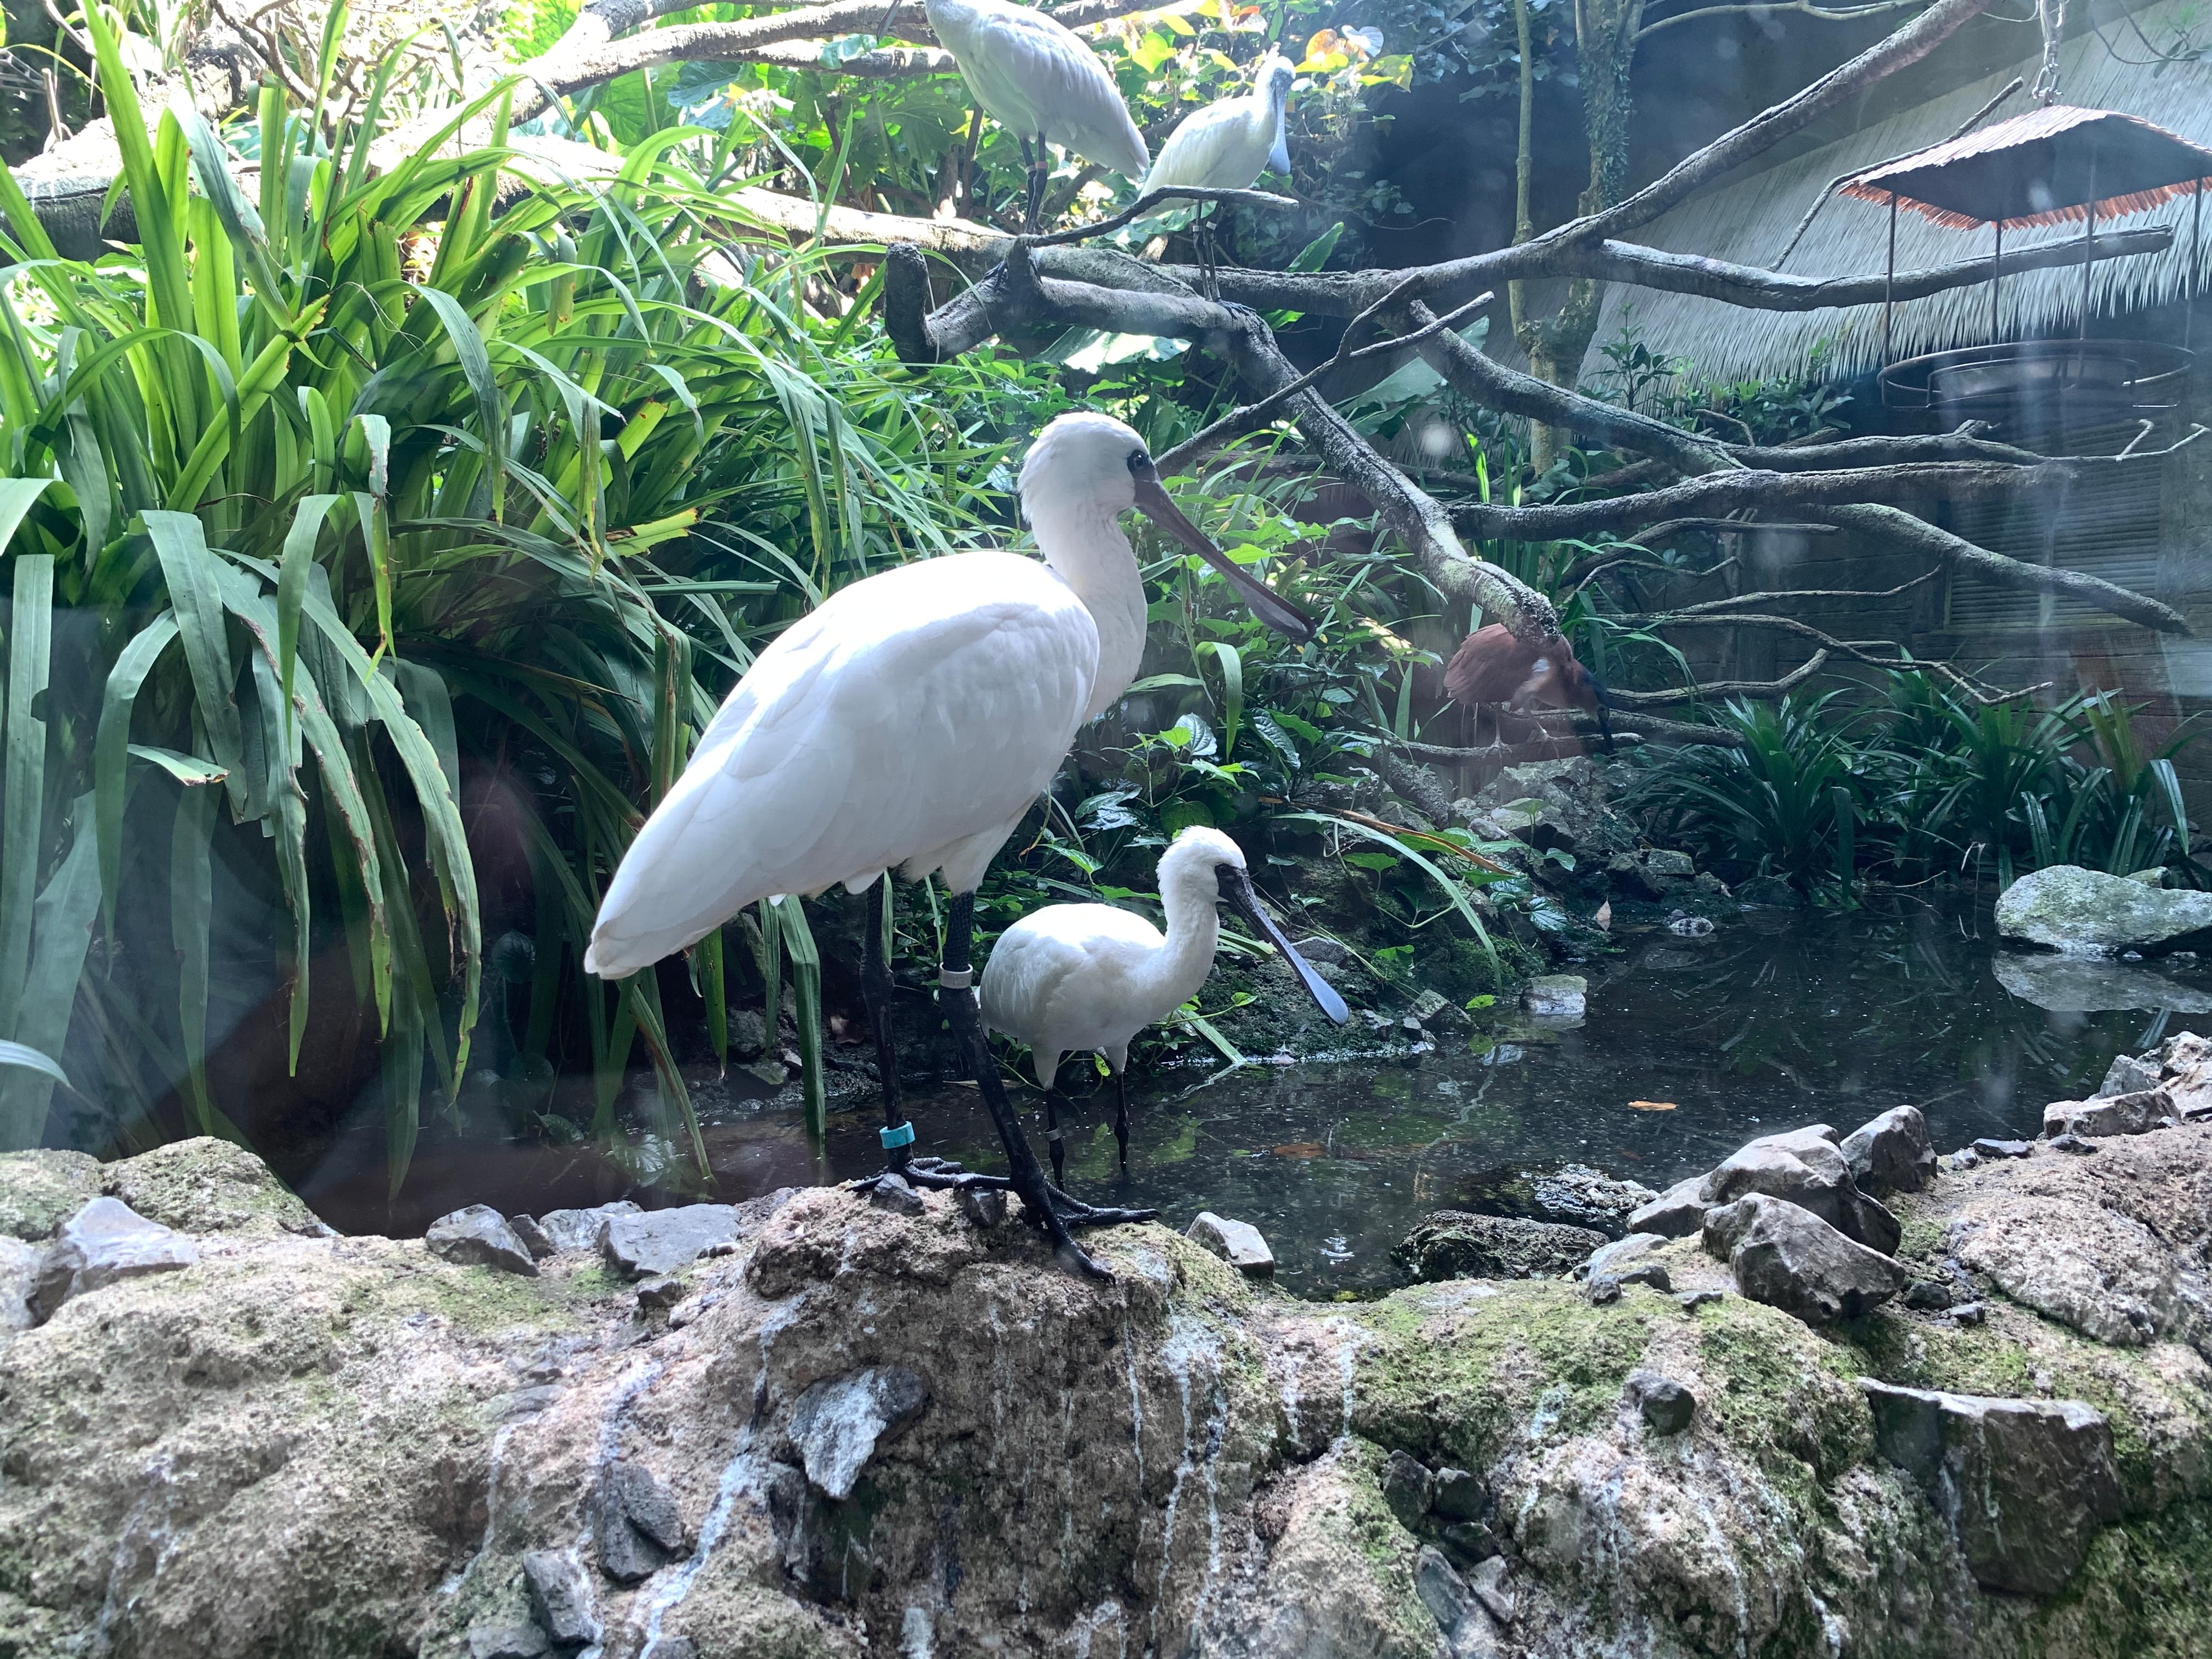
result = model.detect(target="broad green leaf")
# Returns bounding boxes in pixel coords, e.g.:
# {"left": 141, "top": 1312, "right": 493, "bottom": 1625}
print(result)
{"left": 148, "top": 510, "right": 256, "bottom": 816}
{"left": 171, "top": 779, "right": 218, "bottom": 1134}
{"left": 276, "top": 494, "right": 341, "bottom": 742}
{"left": 2, "top": 797, "right": 100, "bottom": 1146}
{"left": 0, "top": 547, "right": 54, "bottom": 1037}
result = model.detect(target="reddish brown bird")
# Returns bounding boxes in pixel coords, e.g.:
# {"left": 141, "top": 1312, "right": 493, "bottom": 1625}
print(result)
{"left": 1443, "top": 623, "right": 1613, "bottom": 751}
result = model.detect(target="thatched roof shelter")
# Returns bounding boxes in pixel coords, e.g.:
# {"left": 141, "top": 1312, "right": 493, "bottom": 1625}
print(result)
{"left": 1591, "top": 0, "right": 2212, "bottom": 385}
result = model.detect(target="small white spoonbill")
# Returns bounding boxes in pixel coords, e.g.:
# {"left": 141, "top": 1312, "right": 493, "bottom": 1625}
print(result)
{"left": 924, "top": 0, "right": 1149, "bottom": 230}
{"left": 1146, "top": 53, "right": 1295, "bottom": 201}
{"left": 586, "top": 412, "right": 1314, "bottom": 1277}
{"left": 981, "top": 826, "right": 1348, "bottom": 1183}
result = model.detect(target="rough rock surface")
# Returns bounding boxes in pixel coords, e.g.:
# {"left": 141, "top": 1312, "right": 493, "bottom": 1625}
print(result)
{"left": 1520, "top": 975, "right": 1587, "bottom": 1018}
{"left": 1186, "top": 1212, "right": 1276, "bottom": 1276}
{"left": 1530, "top": 1164, "right": 1657, "bottom": 1238}
{"left": 537, "top": 1201, "right": 640, "bottom": 1255}
{"left": 7, "top": 1132, "right": 2212, "bottom": 1658}
{"left": 1701, "top": 1126, "right": 1903, "bottom": 1253}
{"left": 1703, "top": 1193, "right": 1909, "bottom": 1324}
{"left": 1861, "top": 1380, "right": 2122, "bottom": 1594}
{"left": 1995, "top": 864, "right": 2212, "bottom": 955}
{"left": 427, "top": 1205, "right": 540, "bottom": 1277}
{"left": 1394, "top": 1211, "right": 1606, "bottom": 1281}
{"left": 1992, "top": 951, "right": 2212, "bottom": 1013}
{"left": 1840, "top": 1104, "right": 1937, "bottom": 1198}
{"left": 600, "top": 1203, "right": 748, "bottom": 1278}
{"left": 0, "top": 1149, "right": 100, "bottom": 1241}
{"left": 28, "top": 1196, "right": 200, "bottom": 1322}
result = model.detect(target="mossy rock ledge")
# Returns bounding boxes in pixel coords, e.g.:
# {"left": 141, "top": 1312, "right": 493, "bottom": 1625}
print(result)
{"left": 2, "top": 1131, "right": 2210, "bottom": 1658}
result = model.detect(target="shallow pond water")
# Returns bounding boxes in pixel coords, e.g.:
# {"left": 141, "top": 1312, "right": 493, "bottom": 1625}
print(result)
{"left": 296, "top": 892, "right": 2212, "bottom": 1297}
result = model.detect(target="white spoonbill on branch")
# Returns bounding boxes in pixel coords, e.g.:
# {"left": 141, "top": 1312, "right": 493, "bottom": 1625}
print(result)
{"left": 1144, "top": 53, "right": 1296, "bottom": 200}
{"left": 584, "top": 413, "right": 1316, "bottom": 1277}
{"left": 981, "top": 825, "right": 1348, "bottom": 1184}
{"left": 923, "top": 0, "right": 1149, "bottom": 230}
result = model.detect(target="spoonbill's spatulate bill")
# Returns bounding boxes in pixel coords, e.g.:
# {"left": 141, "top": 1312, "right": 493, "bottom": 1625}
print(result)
{"left": 585, "top": 412, "right": 1316, "bottom": 1277}
{"left": 924, "top": 0, "right": 1149, "bottom": 230}
{"left": 980, "top": 826, "right": 1348, "bottom": 1182}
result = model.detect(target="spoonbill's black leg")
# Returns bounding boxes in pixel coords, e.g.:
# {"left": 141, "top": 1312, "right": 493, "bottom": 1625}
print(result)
{"left": 1113, "top": 1071, "right": 1130, "bottom": 1171}
{"left": 862, "top": 874, "right": 912, "bottom": 1177}
{"left": 1021, "top": 134, "right": 1049, "bottom": 233}
{"left": 1043, "top": 1090, "right": 1068, "bottom": 1187}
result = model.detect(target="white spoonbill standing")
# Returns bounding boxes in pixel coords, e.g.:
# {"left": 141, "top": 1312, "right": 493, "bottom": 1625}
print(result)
{"left": 923, "top": 0, "right": 1149, "bottom": 230}
{"left": 981, "top": 825, "right": 1347, "bottom": 1183}
{"left": 1145, "top": 52, "right": 1295, "bottom": 202}
{"left": 585, "top": 413, "right": 1316, "bottom": 1276}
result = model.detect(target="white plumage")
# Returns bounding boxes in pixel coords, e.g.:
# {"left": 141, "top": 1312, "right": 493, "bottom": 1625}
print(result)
{"left": 924, "top": 0, "right": 1149, "bottom": 180}
{"left": 980, "top": 825, "right": 1347, "bottom": 1174}
{"left": 1144, "top": 53, "right": 1295, "bottom": 196}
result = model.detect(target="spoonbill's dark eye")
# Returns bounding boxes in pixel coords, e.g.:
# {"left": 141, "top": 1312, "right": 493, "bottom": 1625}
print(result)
{"left": 1127, "top": 449, "right": 1150, "bottom": 473}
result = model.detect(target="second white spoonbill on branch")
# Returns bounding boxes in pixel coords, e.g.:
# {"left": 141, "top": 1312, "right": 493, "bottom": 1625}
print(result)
{"left": 585, "top": 412, "right": 1316, "bottom": 1277}
{"left": 981, "top": 825, "right": 1348, "bottom": 1183}
{"left": 1144, "top": 52, "right": 1296, "bottom": 202}
{"left": 923, "top": 0, "right": 1149, "bottom": 230}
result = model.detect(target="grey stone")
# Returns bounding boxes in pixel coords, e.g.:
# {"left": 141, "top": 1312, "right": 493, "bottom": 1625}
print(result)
{"left": 724, "top": 1007, "right": 770, "bottom": 1059}
{"left": 1291, "top": 935, "right": 1353, "bottom": 967}
{"left": 1667, "top": 912, "right": 1715, "bottom": 937}
{"left": 1609, "top": 849, "right": 1692, "bottom": 900}
{"left": 2048, "top": 1133, "right": 2099, "bottom": 1155}
{"left": 1860, "top": 1379, "right": 2121, "bottom": 1595}
{"left": 1993, "top": 952, "right": 2212, "bottom": 1013}
{"left": 535, "top": 1201, "right": 639, "bottom": 1255}
{"left": 1394, "top": 1211, "right": 1607, "bottom": 1282}
{"left": 1627, "top": 1369, "right": 1697, "bottom": 1435}
{"left": 1414, "top": 1545, "right": 1503, "bottom": 1658}
{"left": 425, "top": 1206, "right": 538, "bottom": 1277}
{"left": 2099, "top": 1052, "right": 2165, "bottom": 1097}
{"left": 1624, "top": 1177, "right": 1708, "bottom": 1238}
{"left": 1, "top": 1234, "right": 40, "bottom": 1329}
{"left": 1432, "top": 1467, "right": 1486, "bottom": 1523}
{"left": 1583, "top": 1232, "right": 1669, "bottom": 1280}
{"left": 868, "top": 1172, "right": 926, "bottom": 1217}
{"left": 29, "top": 1197, "right": 199, "bottom": 1322}
{"left": 521, "top": 1550, "right": 600, "bottom": 1651}
{"left": 1703, "top": 1194, "right": 1908, "bottom": 1324}
{"left": 601, "top": 1204, "right": 744, "bottom": 1279}
{"left": 2044, "top": 1089, "right": 2167, "bottom": 1139}
{"left": 2127, "top": 866, "right": 2170, "bottom": 886}
{"left": 507, "top": 1215, "right": 556, "bottom": 1260}
{"left": 1531, "top": 1165, "right": 1657, "bottom": 1238}
{"left": 788, "top": 1365, "right": 929, "bottom": 1499}
{"left": 1186, "top": 1212, "right": 1276, "bottom": 1277}
{"left": 1521, "top": 974, "right": 1586, "bottom": 1019}
{"left": 1904, "top": 1279, "right": 1955, "bottom": 1311}
{"left": 594, "top": 1459, "right": 684, "bottom": 1583}
{"left": 1838, "top": 1105, "right": 1936, "bottom": 1198}
{"left": 1995, "top": 864, "right": 2212, "bottom": 955}
{"left": 468, "top": 1622, "right": 550, "bottom": 1659}
{"left": 1468, "top": 1556, "right": 1516, "bottom": 1625}
{"left": 1735, "top": 874, "right": 1802, "bottom": 907}
{"left": 639, "top": 1641, "right": 697, "bottom": 1659}
{"left": 1972, "top": 1138, "right": 2033, "bottom": 1160}
{"left": 1951, "top": 1301, "right": 1987, "bottom": 1327}
{"left": 1585, "top": 1274, "right": 1622, "bottom": 1305}
{"left": 955, "top": 1186, "right": 1008, "bottom": 1229}
{"left": 634, "top": 1276, "right": 686, "bottom": 1313}
{"left": 1677, "top": 1289, "right": 1727, "bottom": 1313}
{"left": 1700, "top": 1130, "right": 1901, "bottom": 1254}
{"left": 1381, "top": 1449, "right": 1433, "bottom": 1527}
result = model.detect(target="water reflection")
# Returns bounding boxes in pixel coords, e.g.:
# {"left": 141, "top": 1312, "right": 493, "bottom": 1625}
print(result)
{"left": 298, "top": 892, "right": 2212, "bottom": 1298}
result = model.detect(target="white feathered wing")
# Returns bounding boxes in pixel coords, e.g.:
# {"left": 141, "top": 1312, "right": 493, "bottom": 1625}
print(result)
{"left": 586, "top": 553, "right": 1097, "bottom": 977}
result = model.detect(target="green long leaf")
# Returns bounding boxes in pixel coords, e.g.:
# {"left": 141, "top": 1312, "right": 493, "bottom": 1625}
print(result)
{"left": 94, "top": 611, "right": 180, "bottom": 934}
{"left": 0, "top": 546, "right": 54, "bottom": 1037}
{"left": 1199, "top": 640, "right": 1243, "bottom": 758}
{"left": 276, "top": 494, "right": 341, "bottom": 743}
{"left": 145, "top": 512, "right": 249, "bottom": 817}
{"left": 171, "top": 780, "right": 218, "bottom": 1135}
{"left": 413, "top": 283, "right": 506, "bottom": 523}
{"left": 1281, "top": 810, "right": 1499, "bottom": 969}
{"left": 2, "top": 797, "right": 100, "bottom": 1147}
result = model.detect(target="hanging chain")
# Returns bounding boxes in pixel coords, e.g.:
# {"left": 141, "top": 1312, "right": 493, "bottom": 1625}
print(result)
{"left": 2033, "top": 0, "right": 2066, "bottom": 104}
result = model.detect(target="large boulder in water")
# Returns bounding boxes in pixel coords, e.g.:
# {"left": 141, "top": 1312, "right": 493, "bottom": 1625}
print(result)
{"left": 1995, "top": 864, "right": 2212, "bottom": 955}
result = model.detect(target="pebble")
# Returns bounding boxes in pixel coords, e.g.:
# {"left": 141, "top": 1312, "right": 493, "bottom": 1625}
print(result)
{"left": 635, "top": 1276, "right": 686, "bottom": 1313}
{"left": 425, "top": 1206, "right": 540, "bottom": 1278}
{"left": 956, "top": 1187, "right": 1008, "bottom": 1229}
{"left": 1626, "top": 1369, "right": 1699, "bottom": 1435}
{"left": 1904, "top": 1279, "right": 1955, "bottom": 1311}
{"left": 868, "top": 1172, "right": 926, "bottom": 1217}
{"left": 1187, "top": 1212, "right": 1276, "bottom": 1277}
{"left": 1950, "top": 1301, "right": 1987, "bottom": 1327}
{"left": 521, "top": 1550, "right": 600, "bottom": 1650}
{"left": 602, "top": 1204, "right": 746, "bottom": 1278}
{"left": 507, "top": 1215, "right": 557, "bottom": 1260}
{"left": 2047, "top": 1133, "right": 2099, "bottom": 1155}
{"left": 1971, "top": 1138, "right": 2033, "bottom": 1160}
{"left": 1676, "top": 1289, "right": 1726, "bottom": 1314}
{"left": 29, "top": 1197, "right": 200, "bottom": 1321}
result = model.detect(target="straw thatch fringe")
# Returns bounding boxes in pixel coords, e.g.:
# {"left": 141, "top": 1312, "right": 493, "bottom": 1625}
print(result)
{"left": 1592, "top": 0, "right": 2212, "bottom": 385}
